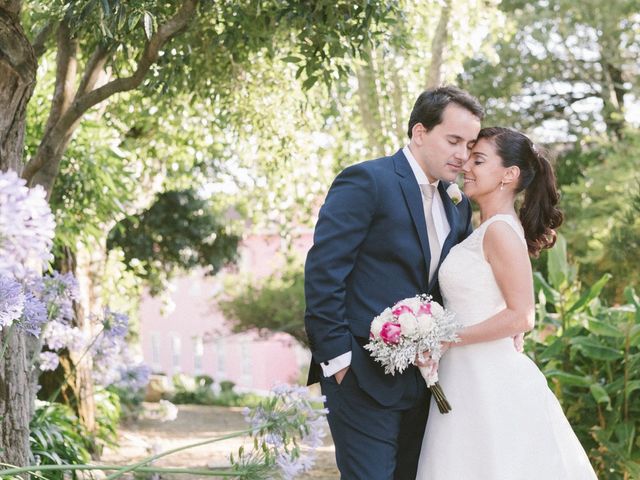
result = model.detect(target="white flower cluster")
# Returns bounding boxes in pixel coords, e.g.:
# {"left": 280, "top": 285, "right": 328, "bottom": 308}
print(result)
{"left": 365, "top": 295, "right": 460, "bottom": 375}
{"left": 0, "top": 170, "right": 55, "bottom": 280}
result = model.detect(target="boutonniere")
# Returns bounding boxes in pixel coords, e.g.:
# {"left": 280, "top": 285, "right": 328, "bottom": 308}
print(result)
{"left": 446, "top": 183, "right": 462, "bottom": 205}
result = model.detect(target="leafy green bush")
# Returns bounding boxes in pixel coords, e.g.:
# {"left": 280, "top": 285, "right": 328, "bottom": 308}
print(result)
{"left": 29, "top": 401, "right": 91, "bottom": 479}
{"left": 94, "top": 387, "right": 122, "bottom": 453}
{"left": 219, "top": 262, "right": 307, "bottom": 345}
{"left": 169, "top": 374, "right": 262, "bottom": 407}
{"left": 559, "top": 131, "right": 640, "bottom": 301}
{"left": 528, "top": 235, "right": 640, "bottom": 478}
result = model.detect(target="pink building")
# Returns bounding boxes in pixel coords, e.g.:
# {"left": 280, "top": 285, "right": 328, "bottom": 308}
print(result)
{"left": 139, "top": 231, "right": 313, "bottom": 393}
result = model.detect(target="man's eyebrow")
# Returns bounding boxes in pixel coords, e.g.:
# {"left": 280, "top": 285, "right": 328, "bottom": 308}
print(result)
{"left": 446, "top": 134, "right": 464, "bottom": 140}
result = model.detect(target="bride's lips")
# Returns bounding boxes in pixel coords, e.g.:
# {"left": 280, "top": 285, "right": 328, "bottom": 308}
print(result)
{"left": 463, "top": 177, "right": 475, "bottom": 185}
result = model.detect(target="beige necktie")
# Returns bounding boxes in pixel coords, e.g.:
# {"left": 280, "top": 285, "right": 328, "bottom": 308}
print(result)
{"left": 420, "top": 184, "right": 441, "bottom": 282}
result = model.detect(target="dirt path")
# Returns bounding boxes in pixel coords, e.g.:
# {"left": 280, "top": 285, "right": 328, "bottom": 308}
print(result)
{"left": 99, "top": 403, "right": 340, "bottom": 479}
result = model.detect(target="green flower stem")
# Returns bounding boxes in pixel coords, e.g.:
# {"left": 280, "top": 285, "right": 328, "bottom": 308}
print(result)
{"left": 0, "top": 463, "right": 244, "bottom": 477}
{"left": 0, "top": 461, "right": 49, "bottom": 480}
{"left": 103, "top": 423, "right": 273, "bottom": 480}
{"left": 0, "top": 422, "right": 274, "bottom": 479}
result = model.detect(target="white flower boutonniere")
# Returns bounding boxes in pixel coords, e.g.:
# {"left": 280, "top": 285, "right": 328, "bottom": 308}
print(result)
{"left": 446, "top": 183, "right": 462, "bottom": 205}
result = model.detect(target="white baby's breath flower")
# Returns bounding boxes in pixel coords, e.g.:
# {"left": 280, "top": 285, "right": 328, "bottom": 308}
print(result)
{"left": 446, "top": 183, "right": 463, "bottom": 205}
{"left": 397, "top": 312, "right": 418, "bottom": 336}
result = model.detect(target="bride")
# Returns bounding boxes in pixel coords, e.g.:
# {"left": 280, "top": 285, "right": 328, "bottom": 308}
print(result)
{"left": 416, "top": 127, "right": 597, "bottom": 479}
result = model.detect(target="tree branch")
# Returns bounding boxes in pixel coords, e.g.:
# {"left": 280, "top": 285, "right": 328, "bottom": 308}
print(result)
{"left": 42, "top": 20, "right": 77, "bottom": 137}
{"left": 22, "top": 0, "right": 199, "bottom": 184}
{"left": 0, "top": 1, "right": 22, "bottom": 17}
{"left": 76, "top": 43, "right": 111, "bottom": 97}
{"left": 31, "top": 20, "right": 56, "bottom": 58}
{"left": 67, "top": 0, "right": 198, "bottom": 122}
{"left": 425, "top": 0, "right": 450, "bottom": 89}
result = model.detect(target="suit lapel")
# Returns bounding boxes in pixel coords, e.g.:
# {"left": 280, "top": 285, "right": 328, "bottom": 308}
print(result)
{"left": 394, "top": 151, "right": 432, "bottom": 277}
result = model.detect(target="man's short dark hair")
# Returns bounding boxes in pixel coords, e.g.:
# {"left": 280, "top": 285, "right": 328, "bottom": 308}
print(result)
{"left": 407, "top": 86, "right": 484, "bottom": 139}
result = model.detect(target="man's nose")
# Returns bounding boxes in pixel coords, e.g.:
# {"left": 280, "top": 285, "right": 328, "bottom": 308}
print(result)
{"left": 455, "top": 145, "right": 470, "bottom": 161}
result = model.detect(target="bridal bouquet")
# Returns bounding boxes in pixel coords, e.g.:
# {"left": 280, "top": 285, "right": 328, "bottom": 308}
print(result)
{"left": 364, "top": 294, "right": 460, "bottom": 413}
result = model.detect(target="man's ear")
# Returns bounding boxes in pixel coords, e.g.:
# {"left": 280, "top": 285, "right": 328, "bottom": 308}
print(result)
{"left": 412, "top": 123, "right": 428, "bottom": 146}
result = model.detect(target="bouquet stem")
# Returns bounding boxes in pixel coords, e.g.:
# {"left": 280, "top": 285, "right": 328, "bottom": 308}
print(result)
{"left": 428, "top": 382, "right": 452, "bottom": 414}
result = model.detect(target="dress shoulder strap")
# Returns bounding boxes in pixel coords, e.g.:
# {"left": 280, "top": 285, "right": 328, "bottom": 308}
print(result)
{"left": 477, "top": 214, "right": 527, "bottom": 252}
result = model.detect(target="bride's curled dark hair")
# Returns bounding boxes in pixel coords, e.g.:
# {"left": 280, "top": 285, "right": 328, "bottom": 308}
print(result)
{"left": 477, "top": 127, "right": 563, "bottom": 257}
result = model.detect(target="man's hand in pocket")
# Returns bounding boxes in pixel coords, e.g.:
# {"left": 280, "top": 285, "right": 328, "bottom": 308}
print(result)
{"left": 335, "top": 366, "right": 350, "bottom": 384}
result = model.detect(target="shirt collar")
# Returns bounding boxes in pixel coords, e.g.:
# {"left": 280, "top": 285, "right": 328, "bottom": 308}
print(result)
{"left": 403, "top": 146, "right": 439, "bottom": 189}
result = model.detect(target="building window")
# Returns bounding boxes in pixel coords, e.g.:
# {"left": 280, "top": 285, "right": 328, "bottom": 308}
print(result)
{"left": 171, "top": 335, "right": 182, "bottom": 373}
{"left": 194, "top": 336, "right": 204, "bottom": 375}
{"left": 215, "top": 338, "right": 225, "bottom": 378}
{"left": 151, "top": 332, "right": 161, "bottom": 370}
{"left": 240, "top": 339, "right": 253, "bottom": 386}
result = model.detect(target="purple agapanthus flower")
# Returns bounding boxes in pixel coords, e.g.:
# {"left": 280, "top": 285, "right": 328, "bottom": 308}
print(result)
{"left": 43, "top": 320, "right": 86, "bottom": 351}
{"left": 20, "top": 291, "right": 48, "bottom": 336}
{"left": 0, "top": 170, "right": 55, "bottom": 279}
{"left": 39, "top": 351, "right": 60, "bottom": 371}
{"left": 39, "top": 271, "right": 79, "bottom": 324}
{"left": 0, "top": 275, "right": 25, "bottom": 330}
{"left": 102, "top": 309, "right": 129, "bottom": 339}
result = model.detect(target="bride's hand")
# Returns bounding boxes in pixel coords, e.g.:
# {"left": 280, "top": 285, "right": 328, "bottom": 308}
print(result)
{"left": 416, "top": 351, "right": 431, "bottom": 367}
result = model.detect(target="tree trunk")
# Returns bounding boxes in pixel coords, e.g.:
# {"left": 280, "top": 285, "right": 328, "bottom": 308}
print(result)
{"left": 425, "top": 1, "right": 451, "bottom": 89}
{"left": 356, "top": 44, "right": 385, "bottom": 157}
{"left": 0, "top": 3, "right": 37, "bottom": 466}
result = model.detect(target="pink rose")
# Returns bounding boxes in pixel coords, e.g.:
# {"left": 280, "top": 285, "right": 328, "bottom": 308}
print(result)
{"left": 380, "top": 322, "right": 402, "bottom": 345}
{"left": 418, "top": 303, "right": 432, "bottom": 316}
{"left": 392, "top": 305, "right": 413, "bottom": 317}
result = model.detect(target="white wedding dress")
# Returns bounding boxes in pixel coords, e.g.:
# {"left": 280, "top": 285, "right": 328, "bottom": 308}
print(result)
{"left": 416, "top": 215, "right": 597, "bottom": 479}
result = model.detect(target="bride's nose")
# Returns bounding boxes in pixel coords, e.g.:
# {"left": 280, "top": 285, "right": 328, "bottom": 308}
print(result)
{"left": 462, "top": 158, "right": 471, "bottom": 172}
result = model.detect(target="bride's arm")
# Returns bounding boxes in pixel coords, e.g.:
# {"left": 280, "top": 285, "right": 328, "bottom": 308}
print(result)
{"left": 452, "top": 221, "right": 535, "bottom": 347}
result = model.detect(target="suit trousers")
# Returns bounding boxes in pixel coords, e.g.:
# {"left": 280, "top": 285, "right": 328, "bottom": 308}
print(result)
{"left": 320, "top": 366, "right": 429, "bottom": 480}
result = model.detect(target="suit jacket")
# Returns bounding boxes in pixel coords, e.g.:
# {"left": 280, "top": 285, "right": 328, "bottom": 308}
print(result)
{"left": 304, "top": 149, "right": 473, "bottom": 406}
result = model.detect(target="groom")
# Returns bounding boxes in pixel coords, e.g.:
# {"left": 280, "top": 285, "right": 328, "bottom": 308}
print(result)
{"left": 304, "top": 86, "right": 483, "bottom": 479}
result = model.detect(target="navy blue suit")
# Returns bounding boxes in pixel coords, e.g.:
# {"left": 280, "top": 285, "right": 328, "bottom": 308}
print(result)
{"left": 304, "top": 149, "right": 473, "bottom": 479}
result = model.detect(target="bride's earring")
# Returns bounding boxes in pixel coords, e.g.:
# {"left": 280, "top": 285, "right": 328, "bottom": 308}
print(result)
{"left": 500, "top": 181, "right": 504, "bottom": 191}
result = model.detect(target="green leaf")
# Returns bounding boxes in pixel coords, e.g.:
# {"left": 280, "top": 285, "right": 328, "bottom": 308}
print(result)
{"left": 630, "top": 325, "right": 640, "bottom": 347}
{"left": 586, "top": 317, "right": 625, "bottom": 337}
{"left": 547, "top": 234, "right": 569, "bottom": 289}
{"left": 143, "top": 11, "right": 154, "bottom": 40}
{"left": 302, "top": 75, "right": 319, "bottom": 90}
{"left": 281, "top": 56, "right": 303, "bottom": 63}
{"left": 589, "top": 383, "right": 611, "bottom": 407}
{"left": 625, "top": 380, "right": 640, "bottom": 400}
{"left": 567, "top": 273, "right": 612, "bottom": 314}
{"left": 534, "top": 272, "right": 560, "bottom": 304}
{"left": 100, "top": 0, "right": 111, "bottom": 17}
{"left": 544, "top": 369, "right": 592, "bottom": 387}
{"left": 570, "top": 337, "right": 623, "bottom": 360}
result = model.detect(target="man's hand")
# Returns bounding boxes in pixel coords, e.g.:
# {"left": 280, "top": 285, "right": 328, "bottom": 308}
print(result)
{"left": 334, "top": 366, "right": 350, "bottom": 385}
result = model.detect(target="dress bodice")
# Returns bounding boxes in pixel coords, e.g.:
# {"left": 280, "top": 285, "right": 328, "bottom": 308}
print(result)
{"left": 438, "top": 214, "right": 526, "bottom": 327}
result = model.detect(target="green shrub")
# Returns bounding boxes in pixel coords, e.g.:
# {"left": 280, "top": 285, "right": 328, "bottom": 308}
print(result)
{"left": 528, "top": 235, "right": 640, "bottom": 478}
{"left": 29, "top": 401, "right": 91, "bottom": 479}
